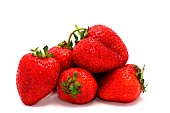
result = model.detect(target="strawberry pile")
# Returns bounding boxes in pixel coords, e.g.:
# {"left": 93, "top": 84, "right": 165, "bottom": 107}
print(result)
{"left": 16, "top": 24, "right": 147, "bottom": 105}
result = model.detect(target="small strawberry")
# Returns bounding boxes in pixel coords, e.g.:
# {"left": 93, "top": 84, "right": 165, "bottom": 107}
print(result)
{"left": 57, "top": 68, "right": 98, "bottom": 104}
{"left": 97, "top": 64, "right": 147, "bottom": 103}
{"left": 48, "top": 41, "right": 75, "bottom": 72}
{"left": 72, "top": 25, "right": 128, "bottom": 73}
{"left": 16, "top": 45, "right": 60, "bottom": 105}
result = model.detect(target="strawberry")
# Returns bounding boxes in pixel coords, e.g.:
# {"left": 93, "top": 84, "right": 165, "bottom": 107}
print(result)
{"left": 57, "top": 68, "right": 98, "bottom": 104}
{"left": 16, "top": 45, "right": 60, "bottom": 105}
{"left": 48, "top": 41, "right": 75, "bottom": 72}
{"left": 72, "top": 25, "right": 128, "bottom": 73}
{"left": 97, "top": 64, "right": 147, "bottom": 103}
{"left": 48, "top": 41, "right": 75, "bottom": 90}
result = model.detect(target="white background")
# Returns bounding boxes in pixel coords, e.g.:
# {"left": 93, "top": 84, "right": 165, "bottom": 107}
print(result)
{"left": 0, "top": 0, "right": 169, "bottom": 112}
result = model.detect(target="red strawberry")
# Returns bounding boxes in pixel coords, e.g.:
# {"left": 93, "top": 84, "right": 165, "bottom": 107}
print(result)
{"left": 48, "top": 41, "right": 74, "bottom": 72}
{"left": 97, "top": 64, "right": 147, "bottom": 103}
{"left": 16, "top": 45, "right": 60, "bottom": 105}
{"left": 72, "top": 25, "right": 128, "bottom": 73}
{"left": 57, "top": 68, "right": 98, "bottom": 104}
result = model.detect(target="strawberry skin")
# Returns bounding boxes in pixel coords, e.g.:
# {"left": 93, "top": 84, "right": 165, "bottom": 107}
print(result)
{"left": 48, "top": 46, "right": 74, "bottom": 72}
{"left": 97, "top": 64, "right": 146, "bottom": 103}
{"left": 16, "top": 46, "right": 60, "bottom": 105}
{"left": 72, "top": 25, "right": 128, "bottom": 73}
{"left": 57, "top": 68, "right": 98, "bottom": 104}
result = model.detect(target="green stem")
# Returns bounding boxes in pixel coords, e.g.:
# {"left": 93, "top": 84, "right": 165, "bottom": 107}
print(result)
{"left": 134, "top": 64, "right": 147, "bottom": 93}
{"left": 67, "top": 28, "right": 88, "bottom": 44}
{"left": 31, "top": 45, "right": 53, "bottom": 58}
{"left": 75, "top": 25, "right": 81, "bottom": 36}
{"left": 60, "top": 72, "right": 81, "bottom": 98}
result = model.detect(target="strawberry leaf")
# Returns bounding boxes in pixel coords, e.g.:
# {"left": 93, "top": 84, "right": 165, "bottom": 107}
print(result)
{"left": 69, "top": 85, "right": 74, "bottom": 90}
{"left": 73, "top": 33, "right": 78, "bottom": 42}
{"left": 75, "top": 25, "right": 81, "bottom": 35}
{"left": 67, "top": 25, "right": 88, "bottom": 48}
{"left": 31, "top": 45, "right": 53, "bottom": 58}
{"left": 60, "top": 81, "right": 67, "bottom": 87}
{"left": 73, "top": 72, "right": 78, "bottom": 81}
{"left": 60, "top": 72, "right": 81, "bottom": 98}
{"left": 67, "top": 40, "right": 73, "bottom": 49}
{"left": 84, "top": 29, "right": 88, "bottom": 37}
{"left": 71, "top": 93, "right": 76, "bottom": 98}
{"left": 134, "top": 64, "right": 147, "bottom": 93}
{"left": 68, "top": 77, "right": 72, "bottom": 83}
{"left": 74, "top": 81, "right": 81, "bottom": 87}
{"left": 43, "top": 45, "right": 48, "bottom": 53}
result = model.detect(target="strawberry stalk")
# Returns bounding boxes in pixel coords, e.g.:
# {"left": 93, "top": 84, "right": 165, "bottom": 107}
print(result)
{"left": 60, "top": 72, "right": 81, "bottom": 98}
{"left": 31, "top": 45, "right": 53, "bottom": 58}
{"left": 56, "top": 25, "right": 88, "bottom": 50}
{"left": 67, "top": 25, "right": 88, "bottom": 49}
{"left": 134, "top": 64, "right": 148, "bottom": 93}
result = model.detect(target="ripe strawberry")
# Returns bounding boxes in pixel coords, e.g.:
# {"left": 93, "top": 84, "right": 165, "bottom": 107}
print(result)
{"left": 48, "top": 41, "right": 75, "bottom": 72}
{"left": 72, "top": 25, "right": 128, "bottom": 73}
{"left": 57, "top": 68, "right": 98, "bottom": 104}
{"left": 97, "top": 64, "right": 147, "bottom": 103}
{"left": 16, "top": 45, "right": 60, "bottom": 105}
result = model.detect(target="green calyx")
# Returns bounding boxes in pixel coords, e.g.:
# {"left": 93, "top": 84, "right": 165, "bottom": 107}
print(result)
{"left": 67, "top": 25, "right": 88, "bottom": 49}
{"left": 57, "top": 25, "right": 88, "bottom": 50}
{"left": 30, "top": 45, "right": 53, "bottom": 59}
{"left": 134, "top": 64, "right": 148, "bottom": 93}
{"left": 60, "top": 72, "right": 81, "bottom": 98}
{"left": 57, "top": 40, "right": 73, "bottom": 50}
{"left": 57, "top": 41, "right": 72, "bottom": 49}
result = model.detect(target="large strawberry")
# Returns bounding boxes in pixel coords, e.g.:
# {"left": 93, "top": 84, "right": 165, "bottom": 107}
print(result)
{"left": 97, "top": 64, "right": 147, "bottom": 103}
{"left": 57, "top": 68, "right": 98, "bottom": 104}
{"left": 16, "top": 45, "right": 60, "bottom": 105}
{"left": 48, "top": 41, "right": 75, "bottom": 72}
{"left": 72, "top": 25, "right": 128, "bottom": 73}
